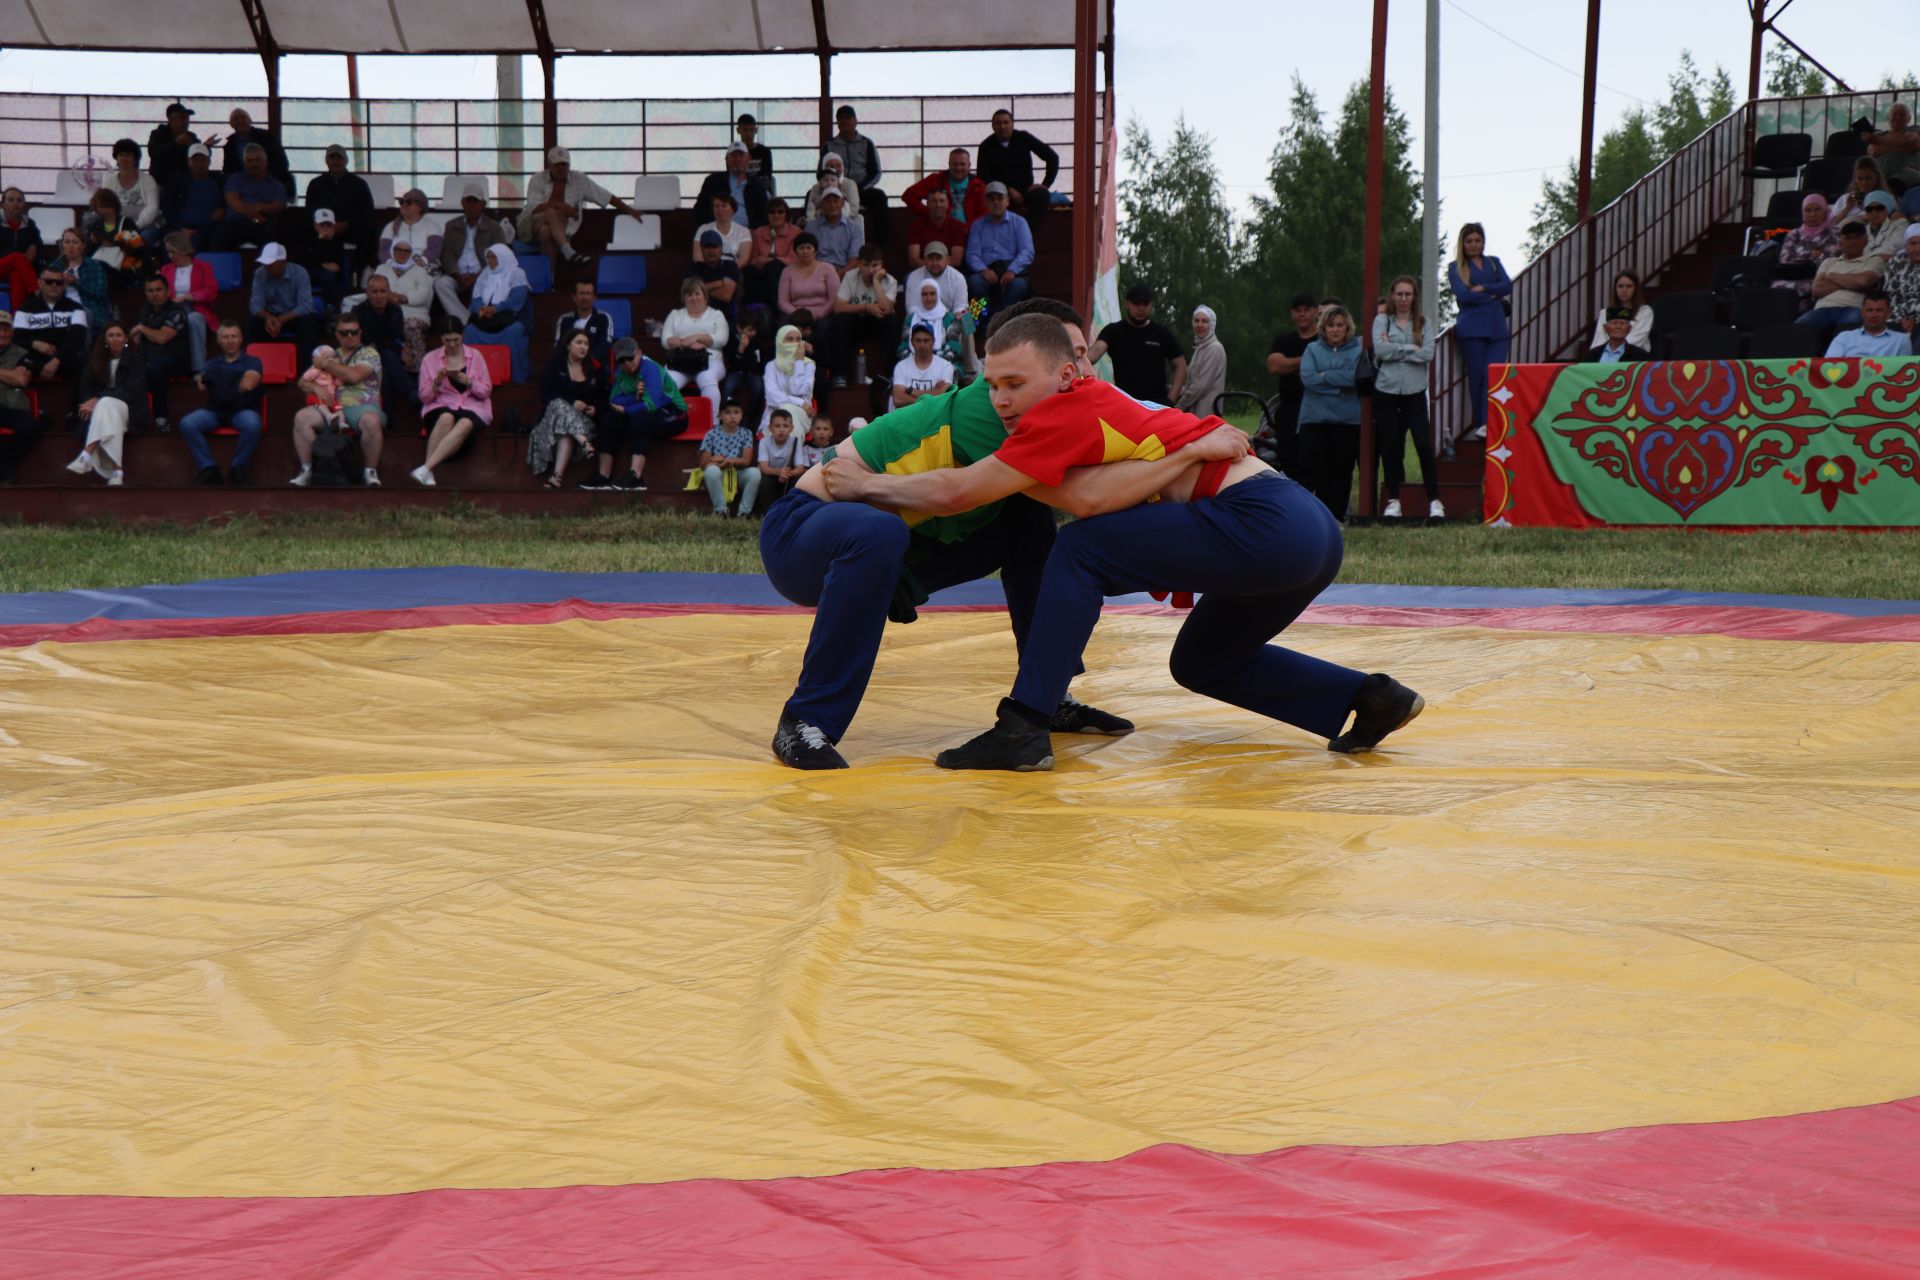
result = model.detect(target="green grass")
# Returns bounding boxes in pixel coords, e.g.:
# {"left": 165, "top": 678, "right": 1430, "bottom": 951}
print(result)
{"left": 4, "top": 507, "right": 1917, "bottom": 601}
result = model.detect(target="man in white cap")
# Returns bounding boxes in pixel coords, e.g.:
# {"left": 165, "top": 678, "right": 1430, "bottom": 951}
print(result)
{"left": 305, "top": 143, "right": 377, "bottom": 270}
{"left": 697, "top": 143, "right": 770, "bottom": 228}
{"left": 160, "top": 143, "right": 226, "bottom": 249}
{"left": 437, "top": 183, "right": 508, "bottom": 323}
{"left": 518, "top": 145, "right": 645, "bottom": 276}
{"left": 247, "top": 242, "right": 320, "bottom": 359}
{"left": 296, "top": 208, "right": 352, "bottom": 311}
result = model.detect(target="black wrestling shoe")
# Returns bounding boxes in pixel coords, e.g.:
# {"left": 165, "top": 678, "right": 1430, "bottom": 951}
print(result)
{"left": 1051, "top": 695, "right": 1134, "bottom": 736}
{"left": 936, "top": 698, "right": 1055, "bottom": 772}
{"left": 772, "top": 714, "right": 849, "bottom": 770}
{"left": 1327, "top": 674, "right": 1425, "bottom": 754}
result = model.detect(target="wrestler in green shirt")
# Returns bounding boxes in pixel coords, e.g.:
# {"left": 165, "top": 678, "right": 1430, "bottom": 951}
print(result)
{"left": 830, "top": 378, "right": 1010, "bottom": 544}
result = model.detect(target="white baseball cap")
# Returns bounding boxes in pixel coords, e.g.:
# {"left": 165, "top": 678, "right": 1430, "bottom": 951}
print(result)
{"left": 548, "top": 145, "right": 570, "bottom": 164}
{"left": 258, "top": 242, "right": 288, "bottom": 265}
{"left": 312, "top": 208, "right": 336, "bottom": 225}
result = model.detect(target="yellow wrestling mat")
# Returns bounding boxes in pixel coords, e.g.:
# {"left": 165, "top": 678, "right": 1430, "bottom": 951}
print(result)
{"left": 3, "top": 611, "right": 1919, "bottom": 1198}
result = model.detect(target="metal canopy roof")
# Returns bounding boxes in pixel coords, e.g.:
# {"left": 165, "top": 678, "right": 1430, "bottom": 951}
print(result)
{"left": 0, "top": 0, "right": 1110, "bottom": 55}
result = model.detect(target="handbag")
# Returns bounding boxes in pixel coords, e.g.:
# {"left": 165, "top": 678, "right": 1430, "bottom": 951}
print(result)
{"left": 92, "top": 245, "right": 125, "bottom": 270}
{"left": 666, "top": 347, "right": 710, "bottom": 375}
{"left": 1352, "top": 348, "right": 1376, "bottom": 398}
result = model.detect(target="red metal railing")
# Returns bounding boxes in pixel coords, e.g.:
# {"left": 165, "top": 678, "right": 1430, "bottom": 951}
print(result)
{"left": 1429, "top": 104, "right": 1750, "bottom": 449}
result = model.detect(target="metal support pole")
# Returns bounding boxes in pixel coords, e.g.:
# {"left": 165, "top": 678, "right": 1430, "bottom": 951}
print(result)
{"left": 818, "top": 51, "right": 834, "bottom": 153}
{"left": 1421, "top": 0, "right": 1440, "bottom": 339}
{"left": 1748, "top": 0, "right": 1767, "bottom": 102}
{"left": 1574, "top": 0, "right": 1601, "bottom": 222}
{"left": 1359, "top": 0, "right": 1388, "bottom": 519}
{"left": 346, "top": 54, "right": 365, "bottom": 170}
{"left": 264, "top": 54, "right": 281, "bottom": 134}
{"left": 1071, "top": 0, "right": 1099, "bottom": 321}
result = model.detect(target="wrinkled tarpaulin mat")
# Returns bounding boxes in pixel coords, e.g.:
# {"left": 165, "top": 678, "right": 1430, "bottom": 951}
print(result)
{"left": 2, "top": 592, "right": 1918, "bottom": 1276}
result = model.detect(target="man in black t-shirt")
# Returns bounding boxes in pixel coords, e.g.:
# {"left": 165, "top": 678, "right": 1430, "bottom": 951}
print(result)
{"left": 1264, "top": 291, "right": 1321, "bottom": 476}
{"left": 1091, "top": 283, "right": 1187, "bottom": 405}
{"left": 130, "top": 274, "right": 192, "bottom": 428}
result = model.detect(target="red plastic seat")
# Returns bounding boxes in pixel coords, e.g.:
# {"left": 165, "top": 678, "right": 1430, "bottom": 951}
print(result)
{"left": 469, "top": 344, "right": 512, "bottom": 387}
{"left": 248, "top": 342, "right": 299, "bottom": 385}
{"left": 675, "top": 396, "right": 714, "bottom": 440}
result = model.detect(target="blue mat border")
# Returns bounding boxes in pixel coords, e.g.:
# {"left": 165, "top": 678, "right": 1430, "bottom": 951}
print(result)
{"left": 2, "top": 568, "right": 1916, "bottom": 627}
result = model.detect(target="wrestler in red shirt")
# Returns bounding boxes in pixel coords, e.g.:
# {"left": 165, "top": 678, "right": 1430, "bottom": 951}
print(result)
{"left": 823, "top": 312, "right": 1423, "bottom": 771}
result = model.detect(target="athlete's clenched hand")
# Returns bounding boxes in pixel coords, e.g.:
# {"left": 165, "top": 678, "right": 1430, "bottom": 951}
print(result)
{"left": 1183, "top": 425, "right": 1252, "bottom": 463}
{"left": 821, "top": 455, "right": 873, "bottom": 500}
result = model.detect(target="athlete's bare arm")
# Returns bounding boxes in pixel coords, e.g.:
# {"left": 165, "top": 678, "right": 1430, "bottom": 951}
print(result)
{"left": 821, "top": 425, "right": 1248, "bottom": 518}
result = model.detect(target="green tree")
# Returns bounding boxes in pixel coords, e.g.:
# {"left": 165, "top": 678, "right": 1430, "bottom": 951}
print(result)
{"left": 1235, "top": 77, "right": 1434, "bottom": 394}
{"left": 1115, "top": 113, "right": 1238, "bottom": 340}
{"left": 1764, "top": 44, "right": 1826, "bottom": 97}
{"left": 1525, "top": 50, "right": 1736, "bottom": 256}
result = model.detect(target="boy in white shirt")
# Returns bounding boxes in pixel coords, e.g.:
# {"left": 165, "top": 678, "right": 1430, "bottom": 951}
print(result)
{"left": 888, "top": 322, "right": 955, "bottom": 412}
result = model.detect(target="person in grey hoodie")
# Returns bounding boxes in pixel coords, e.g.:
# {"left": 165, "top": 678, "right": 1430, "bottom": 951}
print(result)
{"left": 1370, "top": 276, "right": 1443, "bottom": 519}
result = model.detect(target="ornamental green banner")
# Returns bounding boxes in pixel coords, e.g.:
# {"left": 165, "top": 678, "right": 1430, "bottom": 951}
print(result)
{"left": 1483, "top": 357, "right": 1920, "bottom": 527}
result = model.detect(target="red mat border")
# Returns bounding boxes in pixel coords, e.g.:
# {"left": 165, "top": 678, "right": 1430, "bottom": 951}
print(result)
{"left": 2, "top": 1097, "right": 1916, "bottom": 1277}
{"left": 3, "top": 598, "right": 1919, "bottom": 650}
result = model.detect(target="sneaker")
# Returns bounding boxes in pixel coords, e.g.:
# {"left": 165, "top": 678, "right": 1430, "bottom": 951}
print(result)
{"left": 936, "top": 698, "right": 1055, "bottom": 772}
{"left": 578, "top": 474, "right": 614, "bottom": 491}
{"left": 66, "top": 451, "right": 92, "bottom": 475}
{"left": 290, "top": 465, "right": 313, "bottom": 487}
{"left": 1463, "top": 425, "right": 1487, "bottom": 442}
{"left": 106, "top": 470, "right": 124, "bottom": 487}
{"left": 1428, "top": 498, "right": 1446, "bottom": 519}
{"left": 1051, "top": 695, "right": 1134, "bottom": 736}
{"left": 228, "top": 466, "right": 252, "bottom": 487}
{"left": 196, "top": 465, "right": 224, "bottom": 486}
{"left": 771, "top": 714, "right": 849, "bottom": 770}
{"left": 565, "top": 250, "right": 592, "bottom": 266}
{"left": 410, "top": 464, "right": 436, "bottom": 487}
{"left": 614, "top": 472, "right": 647, "bottom": 492}
{"left": 363, "top": 467, "right": 382, "bottom": 487}
{"left": 1327, "top": 674, "right": 1425, "bottom": 754}
{"left": 1382, "top": 498, "right": 1402, "bottom": 518}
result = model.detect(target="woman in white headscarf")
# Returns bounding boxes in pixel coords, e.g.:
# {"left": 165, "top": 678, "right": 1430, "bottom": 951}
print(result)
{"left": 1175, "top": 304, "right": 1227, "bottom": 416}
{"left": 804, "top": 153, "right": 862, "bottom": 224}
{"left": 357, "top": 235, "right": 436, "bottom": 378}
{"left": 760, "top": 323, "right": 816, "bottom": 436}
{"left": 461, "top": 244, "right": 533, "bottom": 381}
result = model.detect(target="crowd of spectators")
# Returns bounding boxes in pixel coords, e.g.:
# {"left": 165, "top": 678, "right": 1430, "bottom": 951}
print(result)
{"left": 1, "top": 98, "right": 1080, "bottom": 496}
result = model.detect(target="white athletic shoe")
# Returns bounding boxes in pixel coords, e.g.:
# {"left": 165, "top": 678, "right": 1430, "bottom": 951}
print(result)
{"left": 363, "top": 468, "right": 382, "bottom": 487}
{"left": 1382, "top": 498, "right": 1402, "bottom": 518}
{"left": 1428, "top": 498, "right": 1447, "bottom": 519}
{"left": 66, "top": 451, "right": 91, "bottom": 475}
{"left": 290, "top": 465, "right": 312, "bottom": 487}
{"left": 1464, "top": 425, "right": 1486, "bottom": 442}
{"left": 410, "top": 464, "right": 436, "bottom": 487}
{"left": 106, "top": 470, "right": 124, "bottom": 487}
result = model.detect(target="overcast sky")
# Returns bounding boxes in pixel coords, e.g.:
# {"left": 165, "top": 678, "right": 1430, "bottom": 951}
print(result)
{"left": 0, "top": 0, "right": 1885, "bottom": 263}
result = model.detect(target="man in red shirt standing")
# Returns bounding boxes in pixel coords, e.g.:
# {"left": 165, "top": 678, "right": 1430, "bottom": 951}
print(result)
{"left": 824, "top": 313, "right": 1423, "bottom": 770}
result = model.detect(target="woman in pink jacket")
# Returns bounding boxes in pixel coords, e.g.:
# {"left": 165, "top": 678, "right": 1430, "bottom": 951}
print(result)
{"left": 413, "top": 316, "right": 493, "bottom": 487}
{"left": 159, "top": 231, "right": 220, "bottom": 371}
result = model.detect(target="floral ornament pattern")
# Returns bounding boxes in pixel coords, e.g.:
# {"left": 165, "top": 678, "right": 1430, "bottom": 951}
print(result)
{"left": 1783, "top": 455, "right": 1878, "bottom": 512}
{"left": 1832, "top": 360, "right": 1920, "bottom": 490}
{"left": 1548, "top": 359, "right": 1829, "bottom": 520}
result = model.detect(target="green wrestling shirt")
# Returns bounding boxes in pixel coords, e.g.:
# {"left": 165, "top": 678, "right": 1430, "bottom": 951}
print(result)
{"left": 831, "top": 379, "right": 1010, "bottom": 544}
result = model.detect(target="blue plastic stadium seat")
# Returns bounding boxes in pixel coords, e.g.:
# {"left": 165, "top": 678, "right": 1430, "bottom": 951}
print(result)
{"left": 203, "top": 252, "right": 244, "bottom": 293}
{"left": 1904, "top": 188, "right": 1920, "bottom": 220}
{"left": 520, "top": 255, "right": 553, "bottom": 295}
{"left": 601, "top": 298, "right": 632, "bottom": 340}
{"left": 0, "top": 288, "right": 8, "bottom": 314}
{"left": 596, "top": 255, "right": 647, "bottom": 295}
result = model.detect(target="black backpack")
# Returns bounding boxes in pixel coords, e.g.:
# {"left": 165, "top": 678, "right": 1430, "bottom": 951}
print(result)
{"left": 310, "top": 429, "right": 361, "bottom": 487}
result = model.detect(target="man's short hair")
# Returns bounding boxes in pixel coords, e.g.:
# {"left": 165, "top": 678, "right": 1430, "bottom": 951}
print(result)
{"left": 243, "top": 142, "right": 266, "bottom": 159}
{"left": 836, "top": 105, "right": 857, "bottom": 120}
{"left": 1124, "top": 282, "right": 1152, "bottom": 304}
{"left": 1839, "top": 221, "right": 1868, "bottom": 237}
{"left": 992, "top": 109, "right": 1013, "bottom": 121}
{"left": 985, "top": 297, "right": 1085, "bottom": 341}
{"left": 769, "top": 407, "right": 794, "bottom": 424}
{"left": 857, "top": 242, "right": 884, "bottom": 264}
{"left": 1862, "top": 287, "right": 1892, "bottom": 305}
{"left": 786, "top": 307, "right": 815, "bottom": 329}
{"left": 985, "top": 312, "right": 1077, "bottom": 367}
{"left": 736, "top": 113, "right": 757, "bottom": 126}
{"left": 144, "top": 273, "right": 169, "bottom": 289}
{"left": 216, "top": 320, "right": 242, "bottom": 333}
{"left": 573, "top": 279, "right": 595, "bottom": 293}
{"left": 1289, "top": 292, "right": 1318, "bottom": 309}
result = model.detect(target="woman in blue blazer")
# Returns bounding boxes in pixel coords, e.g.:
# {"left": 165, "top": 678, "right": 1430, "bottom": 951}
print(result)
{"left": 1445, "top": 222, "right": 1511, "bottom": 442}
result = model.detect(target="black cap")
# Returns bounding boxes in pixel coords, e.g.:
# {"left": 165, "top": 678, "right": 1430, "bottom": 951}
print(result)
{"left": 165, "top": 102, "right": 193, "bottom": 117}
{"left": 1605, "top": 305, "right": 1635, "bottom": 323}
{"left": 1124, "top": 282, "right": 1153, "bottom": 303}
{"left": 836, "top": 105, "right": 857, "bottom": 120}
{"left": 1289, "top": 291, "right": 1318, "bottom": 309}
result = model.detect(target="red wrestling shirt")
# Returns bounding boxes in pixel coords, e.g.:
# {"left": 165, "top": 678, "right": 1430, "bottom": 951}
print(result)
{"left": 992, "top": 378, "right": 1223, "bottom": 487}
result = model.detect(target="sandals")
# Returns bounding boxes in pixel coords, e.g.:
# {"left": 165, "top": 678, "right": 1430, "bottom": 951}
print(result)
{"left": 544, "top": 473, "right": 564, "bottom": 489}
